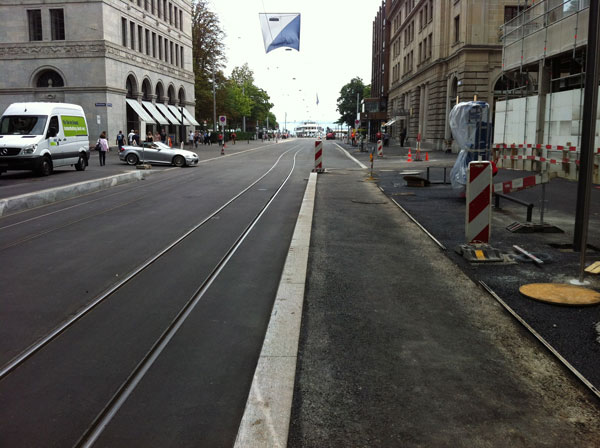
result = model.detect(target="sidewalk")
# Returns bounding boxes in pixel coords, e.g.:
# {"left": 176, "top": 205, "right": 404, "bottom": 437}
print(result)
{"left": 287, "top": 167, "right": 600, "bottom": 447}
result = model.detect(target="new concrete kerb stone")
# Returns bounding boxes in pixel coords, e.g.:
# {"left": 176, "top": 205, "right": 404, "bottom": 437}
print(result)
{"left": 234, "top": 172, "right": 317, "bottom": 448}
{"left": 0, "top": 170, "right": 153, "bottom": 217}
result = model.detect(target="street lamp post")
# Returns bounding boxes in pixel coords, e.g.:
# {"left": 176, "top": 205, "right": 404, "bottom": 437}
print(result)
{"left": 212, "top": 64, "right": 217, "bottom": 132}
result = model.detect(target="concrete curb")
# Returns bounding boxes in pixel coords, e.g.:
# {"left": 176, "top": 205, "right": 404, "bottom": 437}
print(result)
{"left": 234, "top": 172, "right": 317, "bottom": 448}
{"left": 0, "top": 170, "right": 154, "bottom": 217}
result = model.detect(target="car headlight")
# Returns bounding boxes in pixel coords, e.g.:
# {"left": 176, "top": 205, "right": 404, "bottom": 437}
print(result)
{"left": 22, "top": 144, "right": 38, "bottom": 154}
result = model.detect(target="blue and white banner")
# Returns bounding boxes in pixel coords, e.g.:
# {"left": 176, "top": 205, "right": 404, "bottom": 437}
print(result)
{"left": 259, "top": 13, "right": 301, "bottom": 53}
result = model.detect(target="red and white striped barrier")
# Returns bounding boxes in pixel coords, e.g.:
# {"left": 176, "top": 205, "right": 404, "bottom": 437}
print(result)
{"left": 492, "top": 172, "right": 551, "bottom": 194}
{"left": 493, "top": 143, "right": 600, "bottom": 183}
{"left": 377, "top": 139, "right": 383, "bottom": 157}
{"left": 313, "top": 140, "right": 323, "bottom": 172}
{"left": 466, "top": 161, "right": 492, "bottom": 244}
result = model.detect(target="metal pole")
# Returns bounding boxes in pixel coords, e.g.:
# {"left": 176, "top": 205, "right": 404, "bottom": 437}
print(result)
{"left": 242, "top": 85, "right": 246, "bottom": 133}
{"left": 574, "top": 0, "right": 600, "bottom": 282}
{"left": 181, "top": 106, "right": 184, "bottom": 146}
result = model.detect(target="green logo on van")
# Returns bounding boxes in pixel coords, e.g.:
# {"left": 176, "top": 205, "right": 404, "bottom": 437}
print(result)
{"left": 61, "top": 115, "right": 87, "bottom": 137}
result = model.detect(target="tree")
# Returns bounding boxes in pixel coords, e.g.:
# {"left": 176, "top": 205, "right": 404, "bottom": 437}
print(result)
{"left": 335, "top": 77, "right": 371, "bottom": 128}
{"left": 192, "top": 0, "right": 226, "bottom": 127}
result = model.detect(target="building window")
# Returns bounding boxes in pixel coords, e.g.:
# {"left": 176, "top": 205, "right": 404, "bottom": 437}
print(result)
{"left": 121, "top": 18, "right": 127, "bottom": 46}
{"left": 419, "top": 9, "right": 423, "bottom": 30}
{"left": 158, "top": 36, "right": 163, "bottom": 59}
{"left": 428, "top": 32, "right": 432, "bottom": 57}
{"left": 169, "top": 3, "right": 173, "bottom": 25}
{"left": 174, "top": 6, "right": 178, "bottom": 28}
{"left": 165, "top": 39, "right": 169, "bottom": 62}
{"left": 50, "top": 9, "right": 65, "bottom": 40}
{"left": 175, "top": 43, "right": 179, "bottom": 66}
{"left": 179, "top": 10, "right": 183, "bottom": 30}
{"left": 418, "top": 42, "right": 422, "bottom": 63}
{"left": 163, "top": 0, "right": 167, "bottom": 22}
{"left": 170, "top": 41, "right": 174, "bottom": 64}
{"left": 454, "top": 15, "right": 460, "bottom": 43}
{"left": 152, "top": 32, "right": 157, "bottom": 57}
{"left": 157, "top": 0, "right": 161, "bottom": 18}
{"left": 36, "top": 69, "right": 64, "bottom": 88}
{"left": 180, "top": 46, "right": 184, "bottom": 67}
{"left": 130, "top": 22, "right": 136, "bottom": 50}
{"left": 504, "top": 6, "right": 524, "bottom": 23}
{"left": 27, "top": 10, "right": 42, "bottom": 41}
{"left": 145, "top": 29, "right": 150, "bottom": 55}
{"left": 138, "top": 25, "right": 143, "bottom": 52}
{"left": 151, "top": 0, "right": 155, "bottom": 15}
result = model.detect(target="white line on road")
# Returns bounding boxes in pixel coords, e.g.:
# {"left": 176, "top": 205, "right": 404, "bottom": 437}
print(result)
{"left": 234, "top": 172, "right": 317, "bottom": 448}
{"left": 334, "top": 142, "right": 368, "bottom": 169}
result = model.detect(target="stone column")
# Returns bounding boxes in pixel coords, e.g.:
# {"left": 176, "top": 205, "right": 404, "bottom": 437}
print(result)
{"left": 536, "top": 60, "right": 552, "bottom": 144}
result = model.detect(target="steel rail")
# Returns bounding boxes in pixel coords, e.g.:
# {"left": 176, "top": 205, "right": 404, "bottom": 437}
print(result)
{"left": 76, "top": 148, "right": 303, "bottom": 447}
{"left": 0, "top": 140, "right": 287, "bottom": 232}
{"left": 0, "top": 144, "right": 302, "bottom": 380}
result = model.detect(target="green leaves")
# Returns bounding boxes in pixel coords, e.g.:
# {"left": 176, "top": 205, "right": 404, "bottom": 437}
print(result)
{"left": 335, "top": 77, "right": 371, "bottom": 128}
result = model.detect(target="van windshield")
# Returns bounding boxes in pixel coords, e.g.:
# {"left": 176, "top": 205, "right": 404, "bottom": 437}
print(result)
{"left": 0, "top": 116, "right": 48, "bottom": 136}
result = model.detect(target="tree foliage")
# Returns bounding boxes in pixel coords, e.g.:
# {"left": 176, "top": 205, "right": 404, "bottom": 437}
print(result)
{"left": 191, "top": 3, "right": 278, "bottom": 131}
{"left": 335, "top": 77, "right": 371, "bottom": 128}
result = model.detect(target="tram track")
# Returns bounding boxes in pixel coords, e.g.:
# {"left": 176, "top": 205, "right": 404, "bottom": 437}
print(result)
{"left": 0, "top": 144, "right": 302, "bottom": 381}
{"left": 0, "top": 142, "right": 286, "bottom": 249}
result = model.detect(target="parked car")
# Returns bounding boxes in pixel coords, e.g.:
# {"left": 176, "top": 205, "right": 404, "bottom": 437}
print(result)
{"left": 119, "top": 141, "right": 198, "bottom": 167}
{"left": 326, "top": 132, "right": 335, "bottom": 140}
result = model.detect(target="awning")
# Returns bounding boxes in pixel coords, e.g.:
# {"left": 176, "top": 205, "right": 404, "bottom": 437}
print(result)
{"left": 142, "top": 101, "right": 169, "bottom": 125}
{"left": 181, "top": 107, "right": 200, "bottom": 126}
{"left": 155, "top": 103, "right": 180, "bottom": 124}
{"left": 168, "top": 105, "right": 192, "bottom": 126}
{"left": 125, "top": 99, "right": 155, "bottom": 123}
{"left": 382, "top": 119, "right": 397, "bottom": 127}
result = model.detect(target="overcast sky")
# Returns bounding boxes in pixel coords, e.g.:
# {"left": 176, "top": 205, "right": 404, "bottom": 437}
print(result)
{"left": 207, "top": 0, "right": 384, "bottom": 130}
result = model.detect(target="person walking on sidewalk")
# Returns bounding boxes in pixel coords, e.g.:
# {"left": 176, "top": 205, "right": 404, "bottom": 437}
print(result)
{"left": 116, "top": 130, "right": 125, "bottom": 151}
{"left": 97, "top": 131, "right": 109, "bottom": 166}
{"left": 400, "top": 127, "right": 407, "bottom": 147}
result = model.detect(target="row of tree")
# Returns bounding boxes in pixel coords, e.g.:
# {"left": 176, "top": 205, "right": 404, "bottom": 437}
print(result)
{"left": 336, "top": 77, "right": 371, "bottom": 128}
{"left": 191, "top": 1, "right": 278, "bottom": 131}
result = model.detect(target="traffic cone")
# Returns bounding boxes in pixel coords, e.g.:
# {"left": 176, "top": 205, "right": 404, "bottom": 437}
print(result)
{"left": 425, "top": 152, "right": 429, "bottom": 161}
{"left": 407, "top": 148, "right": 413, "bottom": 162}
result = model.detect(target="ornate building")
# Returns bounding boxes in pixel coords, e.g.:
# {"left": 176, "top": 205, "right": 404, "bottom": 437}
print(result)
{"left": 385, "top": 0, "right": 513, "bottom": 150}
{"left": 0, "top": 0, "right": 198, "bottom": 144}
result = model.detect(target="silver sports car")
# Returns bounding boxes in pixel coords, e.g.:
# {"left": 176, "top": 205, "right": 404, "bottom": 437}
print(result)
{"left": 119, "top": 141, "right": 199, "bottom": 167}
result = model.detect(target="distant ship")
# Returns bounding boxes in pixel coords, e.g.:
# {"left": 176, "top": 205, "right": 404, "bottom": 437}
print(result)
{"left": 294, "top": 121, "right": 324, "bottom": 138}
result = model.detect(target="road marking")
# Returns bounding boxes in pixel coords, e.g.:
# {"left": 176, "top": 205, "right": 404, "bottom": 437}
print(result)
{"left": 235, "top": 172, "right": 317, "bottom": 448}
{"left": 334, "top": 142, "right": 367, "bottom": 169}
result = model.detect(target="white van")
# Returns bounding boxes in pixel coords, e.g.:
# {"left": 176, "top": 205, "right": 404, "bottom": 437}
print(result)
{"left": 0, "top": 102, "right": 90, "bottom": 176}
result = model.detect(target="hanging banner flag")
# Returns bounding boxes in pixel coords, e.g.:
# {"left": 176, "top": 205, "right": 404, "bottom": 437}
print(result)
{"left": 259, "top": 13, "right": 301, "bottom": 53}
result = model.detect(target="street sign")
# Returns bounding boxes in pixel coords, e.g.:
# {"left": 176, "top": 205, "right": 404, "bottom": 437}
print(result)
{"left": 354, "top": 119, "right": 360, "bottom": 125}
{"left": 219, "top": 115, "right": 227, "bottom": 125}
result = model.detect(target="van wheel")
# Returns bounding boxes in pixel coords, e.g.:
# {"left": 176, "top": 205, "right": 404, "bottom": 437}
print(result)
{"left": 75, "top": 153, "right": 87, "bottom": 171}
{"left": 126, "top": 153, "right": 139, "bottom": 165}
{"left": 173, "top": 155, "right": 185, "bottom": 167}
{"left": 36, "top": 156, "right": 53, "bottom": 176}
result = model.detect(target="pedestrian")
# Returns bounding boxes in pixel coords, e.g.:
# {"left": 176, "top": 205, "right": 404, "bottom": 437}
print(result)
{"left": 189, "top": 130, "right": 194, "bottom": 147}
{"left": 207, "top": 131, "right": 212, "bottom": 145}
{"left": 400, "top": 127, "right": 407, "bottom": 147}
{"left": 231, "top": 132, "right": 236, "bottom": 145}
{"left": 116, "top": 130, "right": 125, "bottom": 151}
{"left": 132, "top": 130, "right": 140, "bottom": 146}
{"left": 194, "top": 131, "right": 199, "bottom": 148}
{"left": 128, "top": 129, "right": 134, "bottom": 145}
{"left": 155, "top": 131, "right": 161, "bottom": 143}
{"left": 218, "top": 132, "right": 223, "bottom": 146}
{"left": 383, "top": 131, "right": 389, "bottom": 147}
{"left": 97, "top": 131, "right": 109, "bottom": 166}
{"left": 160, "top": 128, "right": 167, "bottom": 143}
{"left": 146, "top": 132, "right": 153, "bottom": 142}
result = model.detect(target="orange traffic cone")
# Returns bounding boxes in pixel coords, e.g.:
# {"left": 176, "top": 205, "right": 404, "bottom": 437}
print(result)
{"left": 425, "top": 152, "right": 429, "bottom": 161}
{"left": 407, "top": 148, "right": 413, "bottom": 162}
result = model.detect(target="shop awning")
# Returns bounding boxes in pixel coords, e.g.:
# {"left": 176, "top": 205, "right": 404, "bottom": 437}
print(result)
{"left": 168, "top": 105, "right": 192, "bottom": 126}
{"left": 181, "top": 107, "right": 200, "bottom": 126}
{"left": 155, "top": 103, "right": 180, "bottom": 124}
{"left": 142, "top": 101, "right": 169, "bottom": 125}
{"left": 382, "top": 119, "right": 397, "bottom": 127}
{"left": 125, "top": 99, "right": 155, "bottom": 123}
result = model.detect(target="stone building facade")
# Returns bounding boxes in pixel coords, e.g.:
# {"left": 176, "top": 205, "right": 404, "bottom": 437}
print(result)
{"left": 386, "top": 0, "right": 513, "bottom": 150}
{"left": 0, "top": 0, "right": 197, "bottom": 145}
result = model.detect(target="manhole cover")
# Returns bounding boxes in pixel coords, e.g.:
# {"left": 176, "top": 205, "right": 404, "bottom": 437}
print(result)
{"left": 520, "top": 283, "right": 600, "bottom": 306}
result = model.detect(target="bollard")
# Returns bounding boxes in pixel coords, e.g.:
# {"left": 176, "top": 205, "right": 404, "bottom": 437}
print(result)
{"left": 313, "top": 140, "right": 323, "bottom": 172}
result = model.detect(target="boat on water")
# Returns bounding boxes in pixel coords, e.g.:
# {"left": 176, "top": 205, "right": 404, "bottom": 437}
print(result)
{"left": 294, "top": 121, "right": 324, "bottom": 138}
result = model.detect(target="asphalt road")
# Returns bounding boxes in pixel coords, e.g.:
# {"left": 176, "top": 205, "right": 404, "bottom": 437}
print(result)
{"left": 0, "top": 139, "right": 313, "bottom": 447}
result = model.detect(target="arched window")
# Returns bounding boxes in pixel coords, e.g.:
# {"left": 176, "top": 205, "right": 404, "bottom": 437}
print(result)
{"left": 178, "top": 87, "right": 185, "bottom": 105}
{"left": 126, "top": 75, "right": 138, "bottom": 98}
{"left": 142, "top": 79, "right": 152, "bottom": 100}
{"left": 167, "top": 85, "right": 176, "bottom": 105}
{"left": 155, "top": 82, "right": 164, "bottom": 102}
{"left": 36, "top": 69, "right": 64, "bottom": 88}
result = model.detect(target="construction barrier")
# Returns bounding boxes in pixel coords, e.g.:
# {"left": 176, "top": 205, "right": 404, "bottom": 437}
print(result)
{"left": 493, "top": 143, "right": 600, "bottom": 184}
{"left": 313, "top": 140, "right": 323, "bottom": 172}
{"left": 377, "top": 140, "right": 383, "bottom": 157}
{"left": 466, "top": 161, "right": 493, "bottom": 244}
